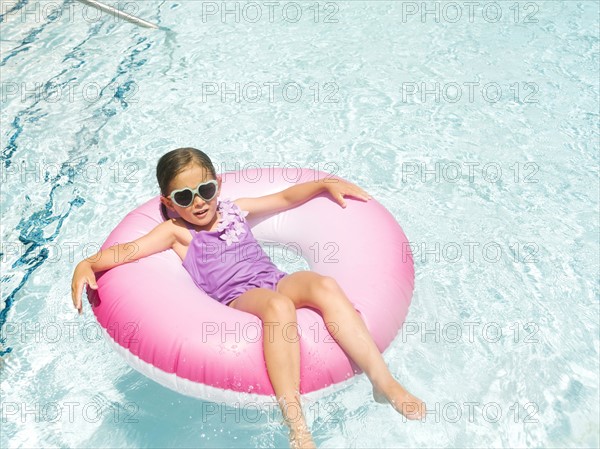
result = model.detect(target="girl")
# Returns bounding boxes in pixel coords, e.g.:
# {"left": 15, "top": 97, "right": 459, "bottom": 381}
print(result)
{"left": 71, "top": 148, "right": 426, "bottom": 448}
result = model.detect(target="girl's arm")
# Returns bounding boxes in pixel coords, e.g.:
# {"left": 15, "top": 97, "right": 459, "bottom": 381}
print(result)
{"left": 71, "top": 220, "right": 177, "bottom": 314}
{"left": 234, "top": 177, "right": 371, "bottom": 220}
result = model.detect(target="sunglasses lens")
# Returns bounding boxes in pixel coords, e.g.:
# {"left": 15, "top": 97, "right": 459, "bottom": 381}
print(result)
{"left": 199, "top": 182, "right": 217, "bottom": 201}
{"left": 173, "top": 190, "right": 193, "bottom": 207}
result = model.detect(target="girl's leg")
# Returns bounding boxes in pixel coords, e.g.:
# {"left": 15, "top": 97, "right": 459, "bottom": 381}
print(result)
{"left": 276, "top": 271, "right": 426, "bottom": 420}
{"left": 228, "top": 288, "right": 316, "bottom": 448}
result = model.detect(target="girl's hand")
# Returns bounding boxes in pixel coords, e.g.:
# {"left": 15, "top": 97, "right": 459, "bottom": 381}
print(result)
{"left": 71, "top": 261, "right": 98, "bottom": 315}
{"left": 323, "top": 178, "right": 372, "bottom": 208}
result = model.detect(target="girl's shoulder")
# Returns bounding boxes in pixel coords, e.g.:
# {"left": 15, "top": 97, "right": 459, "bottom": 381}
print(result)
{"left": 162, "top": 215, "right": 187, "bottom": 228}
{"left": 163, "top": 217, "right": 194, "bottom": 244}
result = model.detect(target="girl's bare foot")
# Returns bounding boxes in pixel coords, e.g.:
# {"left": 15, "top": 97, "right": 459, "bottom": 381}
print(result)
{"left": 288, "top": 422, "right": 317, "bottom": 449}
{"left": 372, "top": 379, "right": 426, "bottom": 420}
{"left": 277, "top": 393, "right": 317, "bottom": 449}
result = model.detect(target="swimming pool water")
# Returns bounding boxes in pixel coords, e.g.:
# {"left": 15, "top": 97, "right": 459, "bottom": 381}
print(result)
{"left": 1, "top": 1, "right": 598, "bottom": 447}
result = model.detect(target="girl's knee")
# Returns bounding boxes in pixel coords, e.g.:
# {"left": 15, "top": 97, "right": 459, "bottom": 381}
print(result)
{"left": 314, "top": 275, "right": 340, "bottom": 296}
{"left": 264, "top": 294, "right": 296, "bottom": 319}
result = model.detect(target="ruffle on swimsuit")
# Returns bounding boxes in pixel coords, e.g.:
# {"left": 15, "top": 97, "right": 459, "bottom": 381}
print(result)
{"left": 216, "top": 199, "right": 250, "bottom": 246}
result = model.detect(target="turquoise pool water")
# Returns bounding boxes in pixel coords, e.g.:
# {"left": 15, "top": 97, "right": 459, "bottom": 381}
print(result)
{"left": 1, "top": 0, "right": 598, "bottom": 447}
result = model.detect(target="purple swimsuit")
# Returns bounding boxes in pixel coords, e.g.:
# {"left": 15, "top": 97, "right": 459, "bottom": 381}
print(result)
{"left": 182, "top": 198, "right": 287, "bottom": 306}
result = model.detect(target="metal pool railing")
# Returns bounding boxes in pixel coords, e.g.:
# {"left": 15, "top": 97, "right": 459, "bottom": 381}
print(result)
{"left": 76, "top": 0, "right": 159, "bottom": 29}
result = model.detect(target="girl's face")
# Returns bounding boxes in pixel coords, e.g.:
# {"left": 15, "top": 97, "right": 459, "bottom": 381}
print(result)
{"left": 160, "top": 164, "right": 222, "bottom": 229}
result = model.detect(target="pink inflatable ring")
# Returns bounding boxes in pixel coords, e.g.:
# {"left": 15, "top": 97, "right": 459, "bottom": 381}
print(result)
{"left": 87, "top": 168, "right": 414, "bottom": 405}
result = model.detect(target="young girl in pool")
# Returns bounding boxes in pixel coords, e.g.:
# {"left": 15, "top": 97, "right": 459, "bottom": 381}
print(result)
{"left": 71, "top": 147, "right": 426, "bottom": 448}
